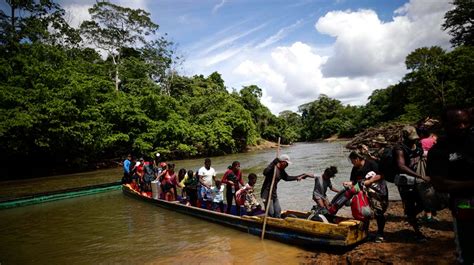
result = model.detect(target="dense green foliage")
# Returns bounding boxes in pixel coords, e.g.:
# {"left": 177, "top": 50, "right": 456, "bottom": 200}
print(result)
{"left": 443, "top": 0, "right": 474, "bottom": 47}
{"left": 0, "top": 2, "right": 266, "bottom": 178}
{"left": 0, "top": 1, "right": 472, "bottom": 179}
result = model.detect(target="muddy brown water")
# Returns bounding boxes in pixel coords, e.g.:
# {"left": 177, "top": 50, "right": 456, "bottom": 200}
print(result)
{"left": 0, "top": 142, "right": 401, "bottom": 264}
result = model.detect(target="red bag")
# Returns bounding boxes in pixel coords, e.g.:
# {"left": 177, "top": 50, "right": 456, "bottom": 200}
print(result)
{"left": 235, "top": 188, "right": 246, "bottom": 206}
{"left": 351, "top": 191, "right": 372, "bottom": 221}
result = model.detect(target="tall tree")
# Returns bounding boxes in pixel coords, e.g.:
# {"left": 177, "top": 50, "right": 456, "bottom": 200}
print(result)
{"left": 0, "top": 0, "right": 79, "bottom": 48}
{"left": 299, "top": 94, "right": 347, "bottom": 140}
{"left": 80, "top": 2, "right": 159, "bottom": 91}
{"left": 239, "top": 85, "right": 274, "bottom": 135}
{"left": 404, "top": 47, "right": 450, "bottom": 115}
{"left": 140, "top": 38, "right": 176, "bottom": 84}
{"left": 442, "top": 0, "right": 474, "bottom": 47}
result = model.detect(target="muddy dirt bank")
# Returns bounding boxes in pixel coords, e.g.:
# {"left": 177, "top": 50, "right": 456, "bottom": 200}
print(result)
{"left": 303, "top": 201, "right": 456, "bottom": 264}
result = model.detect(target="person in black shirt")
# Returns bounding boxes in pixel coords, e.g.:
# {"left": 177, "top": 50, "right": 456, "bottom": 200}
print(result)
{"left": 393, "top": 125, "right": 430, "bottom": 242}
{"left": 345, "top": 150, "right": 388, "bottom": 243}
{"left": 427, "top": 108, "right": 474, "bottom": 264}
{"left": 261, "top": 154, "right": 313, "bottom": 218}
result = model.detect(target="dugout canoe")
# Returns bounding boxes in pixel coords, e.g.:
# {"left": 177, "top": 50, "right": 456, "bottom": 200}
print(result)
{"left": 0, "top": 182, "right": 121, "bottom": 209}
{"left": 122, "top": 184, "right": 368, "bottom": 248}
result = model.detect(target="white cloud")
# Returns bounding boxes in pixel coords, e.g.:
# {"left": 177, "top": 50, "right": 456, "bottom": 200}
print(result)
{"left": 63, "top": 0, "right": 150, "bottom": 29}
{"left": 183, "top": 0, "right": 454, "bottom": 114}
{"left": 201, "top": 23, "right": 266, "bottom": 55}
{"left": 63, "top": 4, "right": 91, "bottom": 28}
{"left": 213, "top": 0, "right": 228, "bottom": 14}
{"left": 231, "top": 42, "right": 394, "bottom": 112}
{"left": 116, "top": 0, "right": 148, "bottom": 10}
{"left": 315, "top": 0, "right": 451, "bottom": 77}
{"left": 256, "top": 19, "right": 303, "bottom": 49}
{"left": 203, "top": 47, "right": 245, "bottom": 67}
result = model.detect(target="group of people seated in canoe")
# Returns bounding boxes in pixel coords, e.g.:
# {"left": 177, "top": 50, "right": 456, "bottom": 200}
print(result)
{"left": 121, "top": 155, "right": 262, "bottom": 216}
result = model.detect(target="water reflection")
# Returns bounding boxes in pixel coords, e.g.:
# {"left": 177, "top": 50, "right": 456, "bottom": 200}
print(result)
{"left": 0, "top": 142, "right": 400, "bottom": 264}
{"left": 0, "top": 192, "right": 308, "bottom": 264}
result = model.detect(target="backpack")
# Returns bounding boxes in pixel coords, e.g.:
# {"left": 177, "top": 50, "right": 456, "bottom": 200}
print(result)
{"left": 378, "top": 147, "right": 397, "bottom": 183}
{"left": 143, "top": 163, "right": 155, "bottom": 182}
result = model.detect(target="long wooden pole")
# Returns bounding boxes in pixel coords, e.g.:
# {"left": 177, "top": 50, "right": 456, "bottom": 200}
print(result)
{"left": 261, "top": 137, "right": 280, "bottom": 240}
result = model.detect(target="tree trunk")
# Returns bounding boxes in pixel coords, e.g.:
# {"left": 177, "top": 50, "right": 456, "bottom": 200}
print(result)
{"left": 111, "top": 54, "right": 120, "bottom": 92}
{"left": 115, "top": 67, "right": 119, "bottom": 92}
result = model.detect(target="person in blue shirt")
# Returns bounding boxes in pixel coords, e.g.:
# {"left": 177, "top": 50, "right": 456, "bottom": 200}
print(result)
{"left": 121, "top": 154, "right": 132, "bottom": 184}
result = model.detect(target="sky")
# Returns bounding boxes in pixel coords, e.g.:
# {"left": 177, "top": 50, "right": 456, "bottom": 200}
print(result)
{"left": 54, "top": 0, "right": 453, "bottom": 114}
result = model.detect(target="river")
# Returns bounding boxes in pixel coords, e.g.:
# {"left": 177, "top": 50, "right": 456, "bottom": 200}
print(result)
{"left": 0, "top": 142, "right": 400, "bottom": 264}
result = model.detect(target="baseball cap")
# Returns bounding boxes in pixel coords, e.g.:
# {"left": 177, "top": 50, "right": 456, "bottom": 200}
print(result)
{"left": 278, "top": 154, "right": 292, "bottom": 164}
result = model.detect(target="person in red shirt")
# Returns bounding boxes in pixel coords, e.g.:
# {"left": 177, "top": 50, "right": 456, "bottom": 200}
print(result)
{"left": 221, "top": 161, "right": 244, "bottom": 215}
{"left": 136, "top": 158, "right": 145, "bottom": 191}
{"left": 161, "top": 163, "right": 178, "bottom": 201}
{"left": 421, "top": 133, "right": 438, "bottom": 154}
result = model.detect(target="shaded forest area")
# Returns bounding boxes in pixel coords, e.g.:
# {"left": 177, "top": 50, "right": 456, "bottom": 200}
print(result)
{"left": 0, "top": 1, "right": 472, "bottom": 179}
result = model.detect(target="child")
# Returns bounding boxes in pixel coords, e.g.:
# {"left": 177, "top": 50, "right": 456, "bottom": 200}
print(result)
{"left": 130, "top": 161, "right": 141, "bottom": 191}
{"left": 211, "top": 180, "right": 225, "bottom": 212}
{"left": 313, "top": 166, "right": 339, "bottom": 209}
{"left": 180, "top": 170, "right": 198, "bottom": 206}
{"left": 236, "top": 173, "right": 261, "bottom": 214}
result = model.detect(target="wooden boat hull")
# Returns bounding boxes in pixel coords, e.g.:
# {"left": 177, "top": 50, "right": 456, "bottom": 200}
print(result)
{"left": 122, "top": 185, "right": 367, "bottom": 248}
{"left": 0, "top": 182, "right": 121, "bottom": 209}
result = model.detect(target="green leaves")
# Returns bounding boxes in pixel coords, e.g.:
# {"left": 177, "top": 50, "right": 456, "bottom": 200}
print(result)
{"left": 81, "top": 2, "right": 158, "bottom": 51}
{"left": 442, "top": 0, "right": 474, "bottom": 47}
{"left": 80, "top": 2, "right": 162, "bottom": 92}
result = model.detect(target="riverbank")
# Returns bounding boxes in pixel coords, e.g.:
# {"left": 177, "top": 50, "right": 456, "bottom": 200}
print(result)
{"left": 304, "top": 201, "right": 456, "bottom": 264}
{"left": 246, "top": 139, "right": 288, "bottom": 152}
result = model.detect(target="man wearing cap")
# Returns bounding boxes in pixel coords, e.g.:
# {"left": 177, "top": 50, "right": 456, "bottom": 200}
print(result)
{"left": 393, "top": 125, "right": 430, "bottom": 241}
{"left": 261, "top": 154, "right": 313, "bottom": 218}
{"left": 371, "top": 134, "right": 388, "bottom": 161}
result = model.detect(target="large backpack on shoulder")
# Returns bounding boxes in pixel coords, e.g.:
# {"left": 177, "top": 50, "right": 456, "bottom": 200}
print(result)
{"left": 378, "top": 147, "right": 397, "bottom": 183}
{"left": 143, "top": 163, "right": 155, "bottom": 182}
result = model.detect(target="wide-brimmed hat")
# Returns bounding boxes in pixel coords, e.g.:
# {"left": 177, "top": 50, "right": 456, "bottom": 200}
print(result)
{"left": 402, "top": 126, "right": 419, "bottom": 140}
{"left": 372, "top": 134, "right": 388, "bottom": 144}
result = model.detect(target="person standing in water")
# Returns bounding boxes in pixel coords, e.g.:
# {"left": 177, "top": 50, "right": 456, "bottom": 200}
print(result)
{"left": 261, "top": 154, "right": 313, "bottom": 218}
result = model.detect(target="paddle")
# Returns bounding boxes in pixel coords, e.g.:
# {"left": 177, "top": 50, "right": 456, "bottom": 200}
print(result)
{"left": 260, "top": 137, "right": 280, "bottom": 240}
